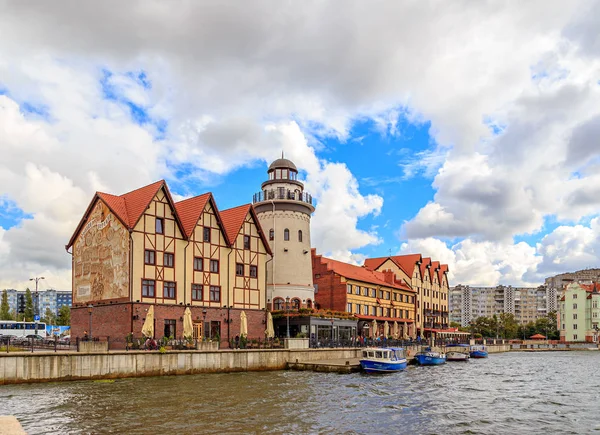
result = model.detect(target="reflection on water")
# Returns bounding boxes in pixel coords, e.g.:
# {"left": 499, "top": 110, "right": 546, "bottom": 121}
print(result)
{"left": 2, "top": 352, "right": 600, "bottom": 434}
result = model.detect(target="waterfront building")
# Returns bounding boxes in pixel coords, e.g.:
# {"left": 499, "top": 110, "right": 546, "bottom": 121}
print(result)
{"left": 252, "top": 156, "right": 315, "bottom": 311}
{"left": 66, "top": 180, "right": 271, "bottom": 345}
{"left": 545, "top": 268, "right": 600, "bottom": 313}
{"left": 363, "top": 255, "right": 449, "bottom": 337}
{"left": 449, "top": 284, "right": 550, "bottom": 326}
{"left": 313, "top": 250, "right": 416, "bottom": 338}
{"left": 2, "top": 289, "right": 72, "bottom": 319}
{"left": 559, "top": 282, "right": 600, "bottom": 343}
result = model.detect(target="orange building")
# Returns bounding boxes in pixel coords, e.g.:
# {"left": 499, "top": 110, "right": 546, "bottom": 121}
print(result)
{"left": 66, "top": 180, "right": 271, "bottom": 346}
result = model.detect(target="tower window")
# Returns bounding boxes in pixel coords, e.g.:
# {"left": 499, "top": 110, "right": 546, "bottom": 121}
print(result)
{"left": 298, "top": 230, "right": 303, "bottom": 242}
{"left": 269, "top": 229, "right": 274, "bottom": 241}
{"left": 284, "top": 229, "right": 289, "bottom": 241}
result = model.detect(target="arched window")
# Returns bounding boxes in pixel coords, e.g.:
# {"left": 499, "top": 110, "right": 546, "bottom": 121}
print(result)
{"left": 306, "top": 299, "right": 312, "bottom": 309}
{"left": 284, "top": 228, "right": 290, "bottom": 241}
{"left": 269, "top": 229, "right": 274, "bottom": 241}
{"left": 298, "top": 230, "right": 303, "bottom": 242}
{"left": 273, "top": 298, "right": 284, "bottom": 310}
{"left": 291, "top": 298, "right": 301, "bottom": 310}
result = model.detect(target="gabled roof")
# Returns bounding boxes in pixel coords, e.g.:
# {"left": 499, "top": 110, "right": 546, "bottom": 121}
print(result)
{"left": 174, "top": 193, "right": 211, "bottom": 238}
{"left": 317, "top": 255, "right": 413, "bottom": 292}
{"left": 67, "top": 180, "right": 184, "bottom": 249}
{"left": 220, "top": 204, "right": 272, "bottom": 255}
{"left": 420, "top": 257, "right": 432, "bottom": 280}
{"left": 431, "top": 261, "right": 441, "bottom": 282}
{"left": 364, "top": 254, "right": 422, "bottom": 278}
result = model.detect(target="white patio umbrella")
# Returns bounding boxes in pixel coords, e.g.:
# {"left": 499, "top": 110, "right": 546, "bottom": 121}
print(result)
{"left": 384, "top": 321, "right": 389, "bottom": 338}
{"left": 371, "top": 319, "right": 377, "bottom": 338}
{"left": 183, "top": 307, "right": 193, "bottom": 339}
{"left": 141, "top": 305, "right": 154, "bottom": 338}
{"left": 393, "top": 321, "right": 399, "bottom": 338}
{"left": 265, "top": 312, "right": 275, "bottom": 339}
{"left": 240, "top": 311, "right": 248, "bottom": 337}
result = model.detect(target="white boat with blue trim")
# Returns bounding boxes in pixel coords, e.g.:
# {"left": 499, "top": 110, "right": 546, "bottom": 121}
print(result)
{"left": 446, "top": 344, "right": 470, "bottom": 361}
{"left": 360, "top": 347, "right": 408, "bottom": 373}
{"left": 414, "top": 347, "right": 446, "bottom": 365}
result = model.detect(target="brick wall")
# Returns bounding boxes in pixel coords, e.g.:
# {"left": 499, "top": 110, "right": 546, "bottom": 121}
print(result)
{"left": 71, "top": 302, "right": 268, "bottom": 346}
{"left": 312, "top": 250, "right": 347, "bottom": 312}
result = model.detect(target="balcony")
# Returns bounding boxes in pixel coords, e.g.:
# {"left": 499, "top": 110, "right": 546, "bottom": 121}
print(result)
{"left": 253, "top": 189, "right": 314, "bottom": 206}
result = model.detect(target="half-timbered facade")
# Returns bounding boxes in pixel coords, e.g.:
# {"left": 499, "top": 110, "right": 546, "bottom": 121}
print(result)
{"left": 67, "top": 180, "right": 271, "bottom": 346}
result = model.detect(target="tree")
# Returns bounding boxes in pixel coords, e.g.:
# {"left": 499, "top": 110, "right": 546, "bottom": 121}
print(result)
{"left": 42, "top": 307, "right": 57, "bottom": 326}
{"left": 57, "top": 305, "right": 70, "bottom": 326}
{"left": 23, "top": 288, "right": 34, "bottom": 322}
{"left": 0, "top": 290, "right": 13, "bottom": 320}
{"left": 498, "top": 313, "right": 520, "bottom": 339}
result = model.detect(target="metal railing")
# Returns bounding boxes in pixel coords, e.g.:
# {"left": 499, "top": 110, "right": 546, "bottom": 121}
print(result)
{"left": 1, "top": 336, "right": 73, "bottom": 353}
{"left": 253, "top": 189, "right": 313, "bottom": 205}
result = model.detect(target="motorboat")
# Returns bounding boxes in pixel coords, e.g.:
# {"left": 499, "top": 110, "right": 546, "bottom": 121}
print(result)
{"left": 414, "top": 347, "right": 446, "bottom": 365}
{"left": 360, "top": 347, "right": 408, "bottom": 373}
{"left": 446, "top": 344, "right": 470, "bottom": 361}
{"left": 470, "top": 345, "right": 489, "bottom": 358}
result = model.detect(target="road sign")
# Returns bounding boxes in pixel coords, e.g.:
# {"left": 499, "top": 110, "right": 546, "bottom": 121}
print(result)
{"left": 34, "top": 315, "right": 40, "bottom": 322}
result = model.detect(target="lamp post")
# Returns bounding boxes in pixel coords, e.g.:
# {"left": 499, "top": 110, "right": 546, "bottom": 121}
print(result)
{"left": 330, "top": 317, "right": 335, "bottom": 345}
{"left": 594, "top": 324, "right": 599, "bottom": 345}
{"left": 87, "top": 304, "right": 93, "bottom": 341}
{"left": 286, "top": 296, "right": 290, "bottom": 338}
{"left": 29, "top": 276, "right": 45, "bottom": 319}
{"left": 202, "top": 309, "right": 207, "bottom": 340}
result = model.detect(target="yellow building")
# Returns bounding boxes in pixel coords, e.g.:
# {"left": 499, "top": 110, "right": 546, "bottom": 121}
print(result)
{"left": 66, "top": 180, "right": 271, "bottom": 345}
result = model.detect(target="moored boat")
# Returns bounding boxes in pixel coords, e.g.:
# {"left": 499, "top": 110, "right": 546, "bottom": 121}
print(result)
{"left": 360, "top": 347, "right": 408, "bottom": 373}
{"left": 446, "top": 344, "right": 470, "bottom": 361}
{"left": 470, "top": 345, "right": 488, "bottom": 358}
{"left": 414, "top": 347, "right": 446, "bottom": 365}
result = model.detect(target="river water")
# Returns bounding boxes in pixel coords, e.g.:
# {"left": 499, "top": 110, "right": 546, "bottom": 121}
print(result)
{"left": 1, "top": 351, "right": 599, "bottom": 434}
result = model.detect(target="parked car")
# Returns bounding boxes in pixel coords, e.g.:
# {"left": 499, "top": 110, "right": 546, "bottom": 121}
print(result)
{"left": 58, "top": 335, "right": 70, "bottom": 345}
{"left": 0, "top": 334, "right": 17, "bottom": 344}
{"left": 14, "top": 334, "right": 46, "bottom": 345}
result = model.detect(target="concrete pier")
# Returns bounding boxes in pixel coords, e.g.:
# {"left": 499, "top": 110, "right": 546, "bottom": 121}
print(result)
{"left": 0, "top": 416, "right": 26, "bottom": 434}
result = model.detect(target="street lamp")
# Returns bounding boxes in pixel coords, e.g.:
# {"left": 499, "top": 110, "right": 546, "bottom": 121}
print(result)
{"left": 594, "top": 324, "right": 599, "bottom": 345}
{"left": 87, "top": 304, "right": 93, "bottom": 341}
{"left": 286, "top": 296, "right": 290, "bottom": 338}
{"left": 202, "top": 309, "right": 208, "bottom": 340}
{"left": 29, "top": 276, "right": 45, "bottom": 319}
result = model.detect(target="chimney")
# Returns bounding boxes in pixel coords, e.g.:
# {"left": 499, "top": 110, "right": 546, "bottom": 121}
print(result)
{"left": 382, "top": 270, "right": 394, "bottom": 285}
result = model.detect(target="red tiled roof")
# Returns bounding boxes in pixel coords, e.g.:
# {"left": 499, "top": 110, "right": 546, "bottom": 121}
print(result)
{"left": 364, "top": 254, "right": 422, "bottom": 278}
{"left": 363, "top": 257, "right": 390, "bottom": 271}
{"left": 119, "top": 180, "right": 165, "bottom": 228}
{"left": 220, "top": 204, "right": 251, "bottom": 244}
{"left": 174, "top": 193, "right": 211, "bottom": 238}
{"left": 318, "top": 255, "right": 413, "bottom": 292}
{"left": 530, "top": 334, "right": 546, "bottom": 339}
{"left": 431, "top": 261, "right": 441, "bottom": 282}
{"left": 97, "top": 192, "right": 128, "bottom": 227}
{"left": 420, "top": 257, "right": 432, "bottom": 280}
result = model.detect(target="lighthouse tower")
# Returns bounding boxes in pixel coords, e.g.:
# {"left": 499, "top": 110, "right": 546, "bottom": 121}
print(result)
{"left": 252, "top": 156, "right": 315, "bottom": 310}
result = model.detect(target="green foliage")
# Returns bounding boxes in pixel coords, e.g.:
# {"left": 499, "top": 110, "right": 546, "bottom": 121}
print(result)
{"left": 57, "top": 305, "right": 71, "bottom": 326}
{"left": 158, "top": 346, "right": 166, "bottom": 353}
{"left": 24, "top": 288, "right": 34, "bottom": 322}
{"left": 468, "top": 312, "right": 559, "bottom": 340}
{"left": 0, "top": 290, "right": 13, "bottom": 320}
{"left": 42, "top": 307, "right": 56, "bottom": 325}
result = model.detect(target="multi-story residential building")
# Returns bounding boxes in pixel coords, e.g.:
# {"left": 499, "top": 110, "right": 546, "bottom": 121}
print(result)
{"left": 559, "top": 282, "right": 600, "bottom": 342}
{"left": 363, "top": 255, "right": 449, "bottom": 337}
{"left": 312, "top": 251, "right": 416, "bottom": 338}
{"left": 545, "top": 269, "right": 600, "bottom": 313}
{"left": 2, "top": 289, "right": 72, "bottom": 320}
{"left": 450, "top": 285, "right": 550, "bottom": 326}
{"left": 66, "top": 180, "right": 271, "bottom": 345}
{"left": 252, "top": 156, "right": 315, "bottom": 310}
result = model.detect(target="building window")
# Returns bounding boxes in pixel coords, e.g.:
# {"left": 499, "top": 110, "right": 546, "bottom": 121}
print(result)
{"left": 209, "top": 286, "right": 221, "bottom": 302}
{"left": 573, "top": 293, "right": 577, "bottom": 299}
{"left": 203, "top": 227, "right": 211, "bottom": 243}
{"left": 573, "top": 303, "right": 578, "bottom": 309}
{"left": 370, "top": 289, "right": 376, "bottom": 297}
{"left": 210, "top": 259, "right": 219, "bottom": 273}
{"left": 193, "top": 257, "right": 203, "bottom": 271}
{"left": 273, "top": 298, "right": 284, "bottom": 310}
{"left": 573, "top": 313, "right": 578, "bottom": 320}
{"left": 164, "top": 281, "right": 176, "bottom": 299}
{"left": 164, "top": 253, "right": 174, "bottom": 267}
{"left": 378, "top": 290, "right": 383, "bottom": 299}
{"left": 347, "top": 303, "right": 352, "bottom": 313}
{"left": 315, "top": 273, "right": 321, "bottom": 279}
{"left": 191, "top": 284, "right": 203, "bottom": 301}
{"left": 371, "top": 306, "right": 376, "bottom": 316}
{"left": 306, "top": 299, "right": 312, "bottom": 309}
{"left": 236, "top": 263, "right": 244, "bottom": 276}
{"left": 164, "top": 319, "right": 176, "bottom": 339}
{"left": 142, "top": 279, "right": 155, "bottom": 297}
{"left": 292, "top": 299, "right": 300, "bottom": 310}
{"left": 355, "top": 286, "right": 360, "bottom": 295}
{"left": 144, "top": 250, "right": 155, "bottom": 265}
{"left": 244, "top": 235, "right": 251, "bottom": 249}
{"left": 347, "top": 284, "right": 352, "bottom": 294}
{"left": 594, "top": 301, "right": 598, "bottom": 309}
{"left": 356, "top": 304, "right": 361, "bottom": 314}
{"left": 284, "top": 228, "right": 290, "bottom": 241}
{"left": 385, "top": 291, "right": 390, "bottom": 300}
{"left": 363, "top": 305, "right": 368, "bottom": 315}
{"left": 573, "top": 324, "right": 578, "bottom": 330}
{"left": 156, "top": 218, "right": 164, "bottom": 234}
{"left": 249, "top": 265, "right": 258, "bottom": 278}
{"left": 298, "top": 230, "right": 303, "bottom": 242}
{"left": 363, "top": 287, "right": 368, "bottom": 296}
{"left": 269, "top": 229, "right": 274, "bottom": 241}
{"left": 573, "top": 334, "right": 578, "bottom": 340}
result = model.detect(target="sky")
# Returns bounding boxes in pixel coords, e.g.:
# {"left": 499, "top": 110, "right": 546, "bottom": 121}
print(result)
{"left": 1, "top": 1, "right": 600, "bottom": 292}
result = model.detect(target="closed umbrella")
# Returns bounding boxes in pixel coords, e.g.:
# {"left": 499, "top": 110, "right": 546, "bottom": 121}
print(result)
{"left": 141, "top": 305, "right": 154, "bottom": 338}
{"left": 393, "top": 321, "right": 399, "bottom": 338}
{"left": 371, "top": 319, "right": 377, "bottom": 338}
{"left": 265, "top": 312, "right": 275, "bottom": 339}
{"left": 384, "top": 321, "right": 389, "bottom": 338}
{"left": 183, "top": 307, "right": 193, "bottom": 339}
{"left": 240, "top": 311, "right": 248, "bottom": 337}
